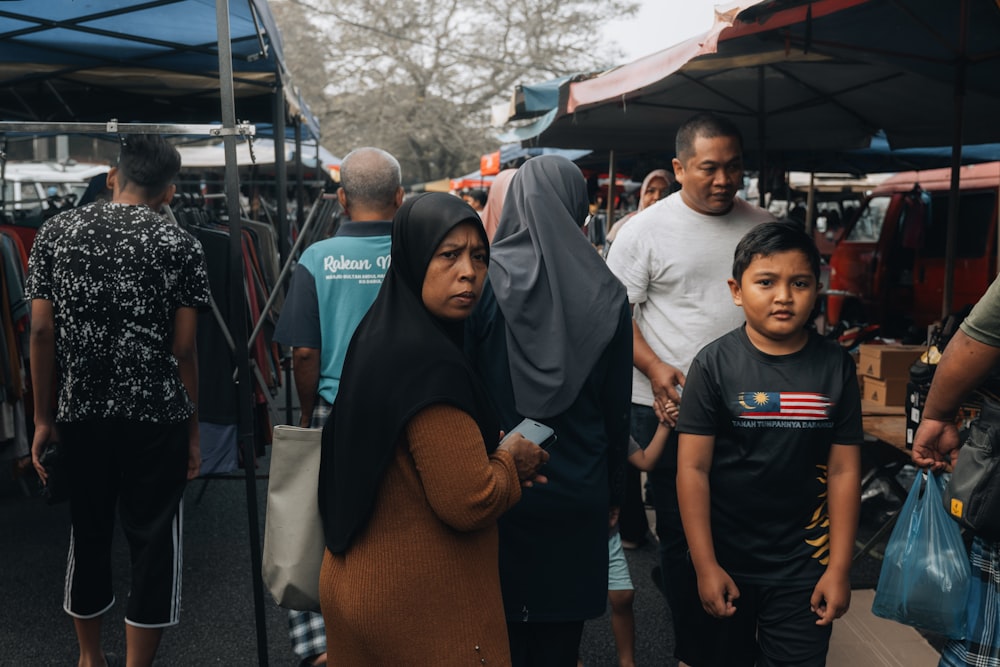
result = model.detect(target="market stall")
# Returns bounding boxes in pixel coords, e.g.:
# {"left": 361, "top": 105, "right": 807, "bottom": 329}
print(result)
{"left": 502, "top": 0, "right": 1000, "bottom": 319}
{"left": 0, "top": 2, "right": 321, "bottom": 663}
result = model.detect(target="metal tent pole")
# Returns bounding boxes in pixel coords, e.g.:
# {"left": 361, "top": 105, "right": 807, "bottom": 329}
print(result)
{"left": 942, "top": 0, "right": 968, "bottom": 319}
{"left": 215, "top": 1, "right": 269, "bottom": 664}
{"left": 0, "top": 120, "right": 251, "bottom": 135}
{"left": 757, "top": 65, "right": 766, "bottom": 208}
{"left": 274, "top": 79, "right": 289, "bottom": 272}
{"left": 273, "top": 73, "right": 292, "bottom": 427}
{"left": 606, "top": 149, "right": 615, "bottom": 244}
{"left": 805, "top": 172, "right": 816, "bottom": 236}
{"left": 295, "top": 121, "right": 306, "bottom": 244}
{"left": 248, "top": 195, "right": 327, "bottom": 349}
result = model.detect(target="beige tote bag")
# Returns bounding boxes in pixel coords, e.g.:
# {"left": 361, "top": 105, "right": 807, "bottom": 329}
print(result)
{"left": 262, "top": 425, "right": 324, "bottom": 612}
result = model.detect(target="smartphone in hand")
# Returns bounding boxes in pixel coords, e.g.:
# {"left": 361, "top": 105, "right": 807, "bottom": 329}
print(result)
{"left": 502, "top": 418, "right": 557, "bottom": 450}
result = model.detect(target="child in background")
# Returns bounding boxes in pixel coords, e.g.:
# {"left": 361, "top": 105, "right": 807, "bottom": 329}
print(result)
{"left": 605, "top": 399, "right": 678, "bottom": 667}
{"left": 675, "top": 222, "right": 863, "bottom": 666}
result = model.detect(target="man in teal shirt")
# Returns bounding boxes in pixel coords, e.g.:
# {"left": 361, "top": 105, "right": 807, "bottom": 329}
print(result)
{"left": 273, "top": 146, "right": 402, "bottom": 666}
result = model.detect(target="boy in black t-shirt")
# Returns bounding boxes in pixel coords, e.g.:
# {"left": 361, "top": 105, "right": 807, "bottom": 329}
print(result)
{"left": 675, "top": 222, "right": 863, "bottom": 666}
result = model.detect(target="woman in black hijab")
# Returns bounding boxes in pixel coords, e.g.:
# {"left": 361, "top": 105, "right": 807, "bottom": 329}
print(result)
{"left": 466, "top": 155, "right": 632, "bottom": 666}
{"left": 318, "top": 192, "right": 548, "bottom": 665}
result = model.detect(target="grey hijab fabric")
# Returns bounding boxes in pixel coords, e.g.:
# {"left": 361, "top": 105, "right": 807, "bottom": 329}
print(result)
{"left": 489, "top": 155, "right": 626, "bottom": 418}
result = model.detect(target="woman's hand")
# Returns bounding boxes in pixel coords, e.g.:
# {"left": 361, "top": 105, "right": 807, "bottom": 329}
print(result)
{"left": 498, "top": 432, "right": 550, "bottom": 487}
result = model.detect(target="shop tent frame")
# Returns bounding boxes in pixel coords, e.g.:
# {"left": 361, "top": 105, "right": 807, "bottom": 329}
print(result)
{"left": 0, "top": 1, "right": 323, "bottom": 664}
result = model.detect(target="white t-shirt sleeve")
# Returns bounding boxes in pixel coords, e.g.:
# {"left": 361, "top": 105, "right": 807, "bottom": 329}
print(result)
{"left": 605, "top": 213, "right": 650, "bottom": 305}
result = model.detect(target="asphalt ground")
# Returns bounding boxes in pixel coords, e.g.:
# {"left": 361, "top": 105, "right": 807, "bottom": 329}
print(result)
{"left": 0, "top": 440, "right": 928, "bottom": 667}
{"left": 0, "top": 454, "right": 675, "bottom": 667}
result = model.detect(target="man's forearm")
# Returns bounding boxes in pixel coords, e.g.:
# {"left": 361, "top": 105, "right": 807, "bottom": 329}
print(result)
{"left": 30, "top": 332, "right": 55, "bottom": 424}
{"left": 632, "top": 319, "right": 662, "bottom": 377}
{"left": 177, "top": 351, "right": 199, "bottom": 440}
{"left": 292, "top": 347, "right": 320, "bottom": 425}
{"left": 171, "top": 307, "right": 200, "bottom": 440}
{"left": 924, "top": 330, "right": 1000, "bottom": 420}
{"left": 29, "top": 301, "right": 56, "bottom": 425}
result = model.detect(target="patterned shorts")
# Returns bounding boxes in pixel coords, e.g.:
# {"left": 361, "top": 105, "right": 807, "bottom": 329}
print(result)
{"left": 939, "top": 536, "right": 1000, "bottom": 667}
{"left": 287, "top": 398, "right": 331, "bottom": 660}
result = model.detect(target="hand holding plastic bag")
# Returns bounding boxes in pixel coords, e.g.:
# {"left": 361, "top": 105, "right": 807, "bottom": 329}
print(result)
{"left": 871, "top": 470, "right": 970, "bottom": 638}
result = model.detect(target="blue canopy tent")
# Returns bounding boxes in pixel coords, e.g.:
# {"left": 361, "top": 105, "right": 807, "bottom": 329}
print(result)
{"left": 0, "top": 2, "right": 320, "bottom": 663}
{"left": 497, "top": 143, "right": 591, "bottom": 168}
{"left": 0, "top": 0, "right": 321, "bottom": 247}
{"left": 508, "top": 74, "right": 576, "bottom": 121}
{"left": 0, "top": 0, "right": 318, "bottom": 131}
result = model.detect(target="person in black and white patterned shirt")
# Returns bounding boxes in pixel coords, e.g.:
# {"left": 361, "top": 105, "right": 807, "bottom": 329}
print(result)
{"left": 26, "top": 135, "right": 211, "bottom": 667}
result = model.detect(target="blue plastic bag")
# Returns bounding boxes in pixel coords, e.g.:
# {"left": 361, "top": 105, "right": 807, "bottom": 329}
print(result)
{"left": 871, "top": 470, "right": 970, "bottom": 638}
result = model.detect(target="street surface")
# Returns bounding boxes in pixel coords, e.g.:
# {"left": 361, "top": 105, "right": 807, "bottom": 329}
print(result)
{"left": 0, "top": 456, "right": 674, "bottom": 666}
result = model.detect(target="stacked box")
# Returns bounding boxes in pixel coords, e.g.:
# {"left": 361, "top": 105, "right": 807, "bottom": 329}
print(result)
{"left": 858, "top": 344, "right": 926, "bottom": 407}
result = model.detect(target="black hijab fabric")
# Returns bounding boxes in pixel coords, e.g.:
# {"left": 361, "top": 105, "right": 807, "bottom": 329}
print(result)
{"left": 319, "top": 192, "right": 499, "bottom": 554}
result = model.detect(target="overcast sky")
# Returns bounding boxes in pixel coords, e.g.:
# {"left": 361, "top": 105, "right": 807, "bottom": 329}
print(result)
{"left": 600, "top": 0, "right": 724, "bottom": 62}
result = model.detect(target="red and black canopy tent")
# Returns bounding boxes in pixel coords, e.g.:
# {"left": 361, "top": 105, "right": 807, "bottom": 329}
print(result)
{"left": 505, "top": 0, "right": 1000, "bottom": 316}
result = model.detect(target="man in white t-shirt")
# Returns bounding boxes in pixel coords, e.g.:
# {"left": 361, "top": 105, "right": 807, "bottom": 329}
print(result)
{"left": 605, "top": 112, "right": 774, "bottom": 662}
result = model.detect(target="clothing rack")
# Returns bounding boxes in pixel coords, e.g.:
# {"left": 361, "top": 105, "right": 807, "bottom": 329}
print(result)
{"left": 0, "top": 225, "right": 31, "bottom": 469}
{"left": 171, "top": 197, "right": 286, "bottom": 473}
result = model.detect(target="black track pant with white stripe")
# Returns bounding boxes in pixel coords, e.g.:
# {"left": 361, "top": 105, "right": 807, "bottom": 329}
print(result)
{"left": 60, "top": 418, "right": 188, "bottom": 627}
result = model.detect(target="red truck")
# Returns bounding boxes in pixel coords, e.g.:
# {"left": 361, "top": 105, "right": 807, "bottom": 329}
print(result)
{"left": 826, "top": 162, "right": 1000, "bottom": 335}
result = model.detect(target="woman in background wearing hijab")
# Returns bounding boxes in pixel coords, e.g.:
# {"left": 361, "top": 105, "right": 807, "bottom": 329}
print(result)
{"left": 481, "top": 168, "right": 516, "bottom": 243}
{"left": 318, "top": 193, "right": 549, "bottom": 665}
{"left": 466, "top": 155, "right": 632, "bottom": 666}
{"left": 604, "top": 168, "right": 674, "bottom": 252}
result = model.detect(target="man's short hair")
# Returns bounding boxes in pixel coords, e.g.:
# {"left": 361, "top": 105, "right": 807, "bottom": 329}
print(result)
{"left": 339, "top": 147, "right": 402, "bottom": 209}
{"left": 116, "top": 134, "right": 181, "bottom": 195}
{"left": 675, "top": 112, "right": 744, "bottom": 162}
{"left": 732, "top": 221, "right": 822, "bottom": 282}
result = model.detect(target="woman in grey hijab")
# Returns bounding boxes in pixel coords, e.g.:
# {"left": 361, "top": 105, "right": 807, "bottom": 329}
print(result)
{"left": 465, "top": 154, "right": 632, "bottom": 666}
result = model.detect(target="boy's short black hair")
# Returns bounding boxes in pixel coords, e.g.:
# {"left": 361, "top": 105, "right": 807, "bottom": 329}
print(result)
{"left": 465, "top": 189, "right": 488, "bottom": 207}
{"left": 732, "top": 222, "right": 822, "bottom": 282}
{"left": 116, "top": 134, "right": 181, "bottom": 195}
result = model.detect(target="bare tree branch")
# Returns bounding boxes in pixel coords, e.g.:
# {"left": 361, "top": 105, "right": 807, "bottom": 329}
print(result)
{"left": 272, "top": 0, "right": 636, "bottom": 183}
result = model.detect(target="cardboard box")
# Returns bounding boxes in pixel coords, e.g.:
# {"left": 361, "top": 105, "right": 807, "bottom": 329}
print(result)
{"left": 863, "top": 376, "right": 908, "bottom": 407}
{"left": 857, "top": 344, "right": 924, "bottom": 380}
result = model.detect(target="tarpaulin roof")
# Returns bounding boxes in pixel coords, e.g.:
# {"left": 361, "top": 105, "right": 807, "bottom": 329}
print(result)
{"left": 502, "top": 0, "right": 1000, "bottom": 157}
{"left": 498, "top": 144, "right": 591, "bottom": 166}
{"left": 0, "top": 0, "right": 320, "bottom": 138}
{"left": 507, "top": 75, "right": 577, "bottom": 121}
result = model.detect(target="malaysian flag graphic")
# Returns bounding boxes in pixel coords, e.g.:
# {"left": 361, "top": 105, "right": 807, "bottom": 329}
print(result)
{"left": 736, "top": 392, "right": 831, "bottom": 420}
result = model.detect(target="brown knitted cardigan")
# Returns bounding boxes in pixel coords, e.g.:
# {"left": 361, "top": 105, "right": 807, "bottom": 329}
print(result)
{"left": 319, "top": 403, "right": 522, "bottom": 665}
